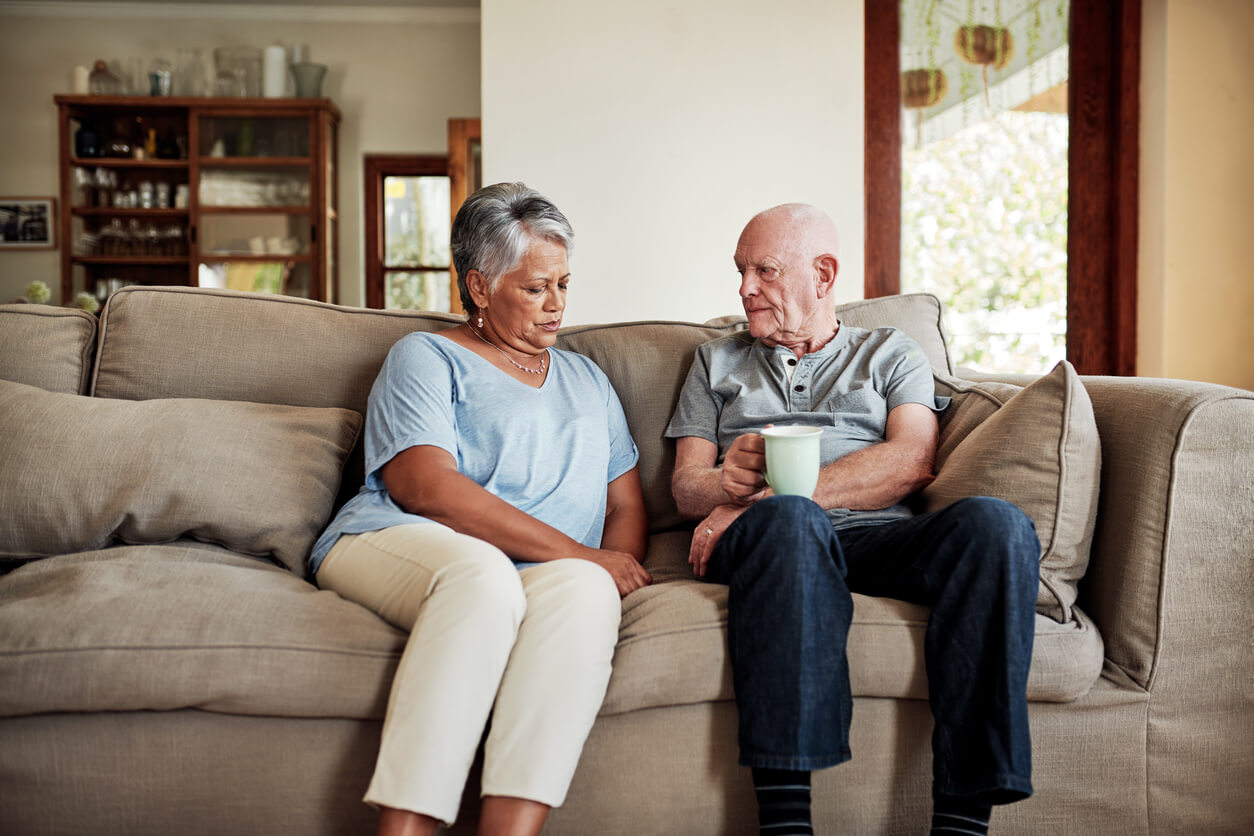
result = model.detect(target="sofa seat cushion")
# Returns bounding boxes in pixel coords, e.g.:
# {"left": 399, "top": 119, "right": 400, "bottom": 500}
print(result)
{"left": 0, "top": 534, "right": 1104, "bottom": 724}
{"left": 600, "top": 532, "right": 1104, "bottom": 716}
{"left": 0, "top": 303, "right": 98, "bottom": 395}
{"left": 0, "top": 544, "right": 404, "bottom": 721}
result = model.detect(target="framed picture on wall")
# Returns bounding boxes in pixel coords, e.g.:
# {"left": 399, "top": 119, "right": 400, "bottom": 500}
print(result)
{"left": 0, "top": 197, "right": 55, "bottom": 250}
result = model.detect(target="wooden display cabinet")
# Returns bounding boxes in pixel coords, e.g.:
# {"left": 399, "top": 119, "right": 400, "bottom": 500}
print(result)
{"left": 55, "top": 95, "right": 339, "bottom": 305}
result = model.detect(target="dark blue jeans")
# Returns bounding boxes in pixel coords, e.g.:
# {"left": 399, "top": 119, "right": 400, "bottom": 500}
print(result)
{"left": 706, "top": 495, "right": 1038, "bottom": 803}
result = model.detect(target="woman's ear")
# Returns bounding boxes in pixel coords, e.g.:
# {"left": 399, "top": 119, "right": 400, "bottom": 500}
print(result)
{"left": 465, "top": 269, "right": 491, "bottom": 311}
{"left": 813, "top": 254, "right": 839, "bottom": 299}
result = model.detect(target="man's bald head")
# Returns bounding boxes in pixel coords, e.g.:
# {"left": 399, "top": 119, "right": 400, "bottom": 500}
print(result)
{"left": 742, "top": 203, "right": 841, "bottom": 263}
{"left": 734, "top": 204, "right": 842, "bottom": 352}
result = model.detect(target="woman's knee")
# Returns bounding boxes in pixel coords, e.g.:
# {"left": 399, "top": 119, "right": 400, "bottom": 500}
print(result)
{"left": 521, "top": 559, "right": 622, "bottom": 635}
{"left": 437, "top": 541, "right": 527, "bottom": 620}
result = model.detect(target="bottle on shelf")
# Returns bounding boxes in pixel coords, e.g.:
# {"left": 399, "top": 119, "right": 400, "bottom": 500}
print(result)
{"left": 88, "top": 60, "right": 122, "bottom": 95}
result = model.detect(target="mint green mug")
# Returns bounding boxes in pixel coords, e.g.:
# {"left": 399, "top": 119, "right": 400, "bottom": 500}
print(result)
{"left": 761, "top": 426, "right": 822, "bottom": 497}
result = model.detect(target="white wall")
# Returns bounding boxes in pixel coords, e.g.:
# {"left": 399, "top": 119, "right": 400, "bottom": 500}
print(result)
{"left": 0, "top": 3, "right": 480, "bottom": 308}
{"left": 481, "top": 0, "right": 865, "bottom": 326}
{"left": 1139, "top": 0, "right": 1254, "bottom": 390}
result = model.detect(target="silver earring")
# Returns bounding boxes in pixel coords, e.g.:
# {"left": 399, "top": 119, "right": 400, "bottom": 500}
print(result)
{"left": 476, "top": 314, "right": 484, "bottom": 328}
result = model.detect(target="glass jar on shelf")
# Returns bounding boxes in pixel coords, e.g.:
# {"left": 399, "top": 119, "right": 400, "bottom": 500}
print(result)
{"left": 88, "top": 60, "right": 122, "bottom": 95}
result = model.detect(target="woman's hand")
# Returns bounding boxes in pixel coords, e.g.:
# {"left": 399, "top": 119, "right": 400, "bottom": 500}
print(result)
{"left": 583, "top": 548, "right": 652, "bottom": 597}
{"left": 688, "top": 504, "right": 750, "bottom": 578}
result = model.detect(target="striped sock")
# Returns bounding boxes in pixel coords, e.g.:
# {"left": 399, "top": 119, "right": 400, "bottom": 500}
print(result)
{"left": 931, "top": 796, "right": 992, "bottom": 835}
{"left": 751, "top": 768, "right": 813, "bottom": 835}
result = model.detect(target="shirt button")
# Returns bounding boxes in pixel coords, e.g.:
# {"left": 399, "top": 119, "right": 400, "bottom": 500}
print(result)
{"left": 794, "top": 384, "right": 804, "bottom": 392}
{"left": 787, "top": 358, "right": 797, "bottom": 366}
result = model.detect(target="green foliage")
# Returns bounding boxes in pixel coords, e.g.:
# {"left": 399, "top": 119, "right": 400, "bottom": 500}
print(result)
{"left": 24, "top": 280, "right": 51, "bottom": 304}
{"left": 902, "top": 110, "right": 1068, "bottom": 373}
{"left": 386, "top": 271, "right": 449, "bottom": 312}
{"left": 384, "top": 177, "right": 451, "bottom": 272}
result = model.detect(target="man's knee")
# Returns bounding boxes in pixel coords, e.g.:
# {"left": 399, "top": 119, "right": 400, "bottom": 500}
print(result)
{"left": 726, "top": 495, "right": 836, "bottom": 578}
{"left": 947, "top": 496, "right": 1036, "bottom": 542}
{"left": 735, "top": 495, "right": 830, "bottom": 543}
{"left": 944, "top": 496, "right": 1040, "bottom": 582}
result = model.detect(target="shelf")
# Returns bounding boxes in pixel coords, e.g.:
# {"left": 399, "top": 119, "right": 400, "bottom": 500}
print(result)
{"left": 71, "top": 157, "right": 189, "bottom": 168}
{"left": 198, "top": 254, "right": 311, "bottom": 263}
{"left": 55, "top": 94, "right": 340, "bottom": 120}
{"left": 199, "top": 157, "right": 310, "bottom": 168}
{"left": 73, "top": 207, "right": 189, "bottom": 217}
{"left": 73, "top": 256, "right": 189, "bottom": 265}
{"left": 198, "top": 206, "right": 310, "bottom": 215}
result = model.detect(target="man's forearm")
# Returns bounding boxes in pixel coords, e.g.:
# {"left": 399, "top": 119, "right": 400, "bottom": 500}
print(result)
{"left": 675, "top": 439, "right": 934, "bottom": 519}
{"left": 671, "top": 464, "right": 734, "bottom": 519}
{"left": 811, "top": 438, "right": 935, "bottom": 511}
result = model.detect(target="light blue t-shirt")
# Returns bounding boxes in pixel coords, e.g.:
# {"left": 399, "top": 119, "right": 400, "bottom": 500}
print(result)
{"left": 308, "top": 332, "right": 639, "bottom": 574}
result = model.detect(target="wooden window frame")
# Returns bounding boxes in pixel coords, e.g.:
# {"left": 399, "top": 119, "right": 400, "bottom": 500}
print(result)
{"left": 363, "top": 154, "right": 449, "bottom": 310}
{"left": 865, "top": 1, "right": 1141, "bottom": 375}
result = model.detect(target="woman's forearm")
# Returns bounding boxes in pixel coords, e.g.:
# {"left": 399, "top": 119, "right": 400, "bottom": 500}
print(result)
{"left": 382, "top": 446, "right": 593, "bottom": 563}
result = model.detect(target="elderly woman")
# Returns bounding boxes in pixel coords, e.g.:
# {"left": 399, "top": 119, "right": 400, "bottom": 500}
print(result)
{"left": 310, "top": 182, "right": 651, "bottom": 836}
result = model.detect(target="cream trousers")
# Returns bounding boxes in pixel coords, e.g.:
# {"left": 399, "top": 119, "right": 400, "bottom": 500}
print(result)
{"left": 316, "top": 523, "right": 621, "bottom": 825}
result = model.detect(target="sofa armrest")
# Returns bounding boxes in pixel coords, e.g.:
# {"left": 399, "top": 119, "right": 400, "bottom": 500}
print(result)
{"left": 1079, "top": 376, "right": 1254, "bottom": 691}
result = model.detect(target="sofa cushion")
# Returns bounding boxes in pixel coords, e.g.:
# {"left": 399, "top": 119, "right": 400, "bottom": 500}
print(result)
{"left": 92, "top": 285, "right": 459, "bottom": 510}
{"left": 832, "top": 293, "right": 953, "bottom": 375}
{"left": 599, "top": 531, "right": 1103, "bottom": 716}
{"left": 0, "top": 380, "right": 361, "bottom": 575}
{"left": 0, "top": 544, "right": 404, "bottom": 720}
{"left": 0, "top": 303, "right": 97, "bottom": 395}
{"left": 558, "top": 323, "right": 732, "bottom": 533}
{"left": 0, "top": 536, "right": 1101, "bottom": 723}
{"left": 923, "top": 362, "right": 1102, "bottom": 623}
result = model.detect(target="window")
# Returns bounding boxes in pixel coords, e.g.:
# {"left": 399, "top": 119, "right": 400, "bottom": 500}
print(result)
{"left": 865, "top": 1, "right": 1140, "bottom": 375}
{"left": 364, "top": 155, "right": 452, "bottom": 310}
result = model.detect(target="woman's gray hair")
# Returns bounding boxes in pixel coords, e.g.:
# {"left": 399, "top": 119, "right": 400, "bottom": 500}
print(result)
{"left": 451, "top": 182, "right": 574, "bottom": 315}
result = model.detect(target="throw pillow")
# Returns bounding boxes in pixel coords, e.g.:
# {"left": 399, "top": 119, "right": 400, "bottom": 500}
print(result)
{"left": 0, "top": 379, "right": 361, "bottom": 575}
{"left": 922, "top": 362, "right": 1101, "bottom": 623}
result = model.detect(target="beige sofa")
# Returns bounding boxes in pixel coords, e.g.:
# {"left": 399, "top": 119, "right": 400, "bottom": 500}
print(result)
{"left": 1, "top": 286, "right": 1250, "bottom": 835}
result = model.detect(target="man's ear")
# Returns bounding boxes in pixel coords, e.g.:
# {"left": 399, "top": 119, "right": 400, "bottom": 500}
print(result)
{"left": 813, "top": 254, "right": 839, "bottom": 299}
{"left": 466, "top": 269, "right": 491, "bottom": 310}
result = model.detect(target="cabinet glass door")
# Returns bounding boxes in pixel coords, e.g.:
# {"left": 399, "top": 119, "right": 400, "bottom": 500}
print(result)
{"left": 195, "top": 112, "right": 317, "bottom": 298}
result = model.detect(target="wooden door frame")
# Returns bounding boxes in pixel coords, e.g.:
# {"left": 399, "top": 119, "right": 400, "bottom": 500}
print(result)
{"left": 363, "top": 153, "right": 448, "bottom": 309}
{"left": 865, "top": 0, "right": 1141, "bottom": 375}
{"left": 447, "top": 117, "right": 481, "bottom": 315}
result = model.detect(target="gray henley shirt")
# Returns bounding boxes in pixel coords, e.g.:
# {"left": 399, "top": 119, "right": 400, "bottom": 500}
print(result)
{"left": 664, "top": 323, "right": 949, "bottom": 530}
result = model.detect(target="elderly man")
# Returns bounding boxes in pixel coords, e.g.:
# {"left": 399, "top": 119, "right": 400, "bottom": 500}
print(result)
{"left": 665, "top": 204, "right": 1039, "bottom": 836}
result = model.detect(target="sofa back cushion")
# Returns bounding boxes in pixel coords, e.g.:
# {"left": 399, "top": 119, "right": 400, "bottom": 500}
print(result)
{"left": 92, "top": 287, "right": 953, "bottom": 536}
{"left": 94, "top": 286, "right": 459, "bottom": 407}
{"left": 0, "top": 379, "right": 361, "bottom": 575}
{"left": 94, "top": 286, "right": 458, "bottom": 505}
{"left": 557, "top": 322, "right": 734, "bottom": 531}
{"left": 832, "top": 293, "right": 953, "bottom": 375}
{"left": 0, "top": 303, "right": 98, "bottom": 394}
